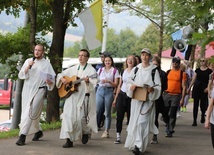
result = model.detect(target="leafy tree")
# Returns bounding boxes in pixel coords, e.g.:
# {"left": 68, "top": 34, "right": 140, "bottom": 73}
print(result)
{"left": 110, "top": 0, "right": 214, "bottom": 60}
{"left": 116, "top": 28, "right": 139, "bottom": 57}
{"left": 0, "top": 0, "right": 91, "bottom": 122}
{"left": 137, "top": 23, "right": 171, "bottom": 54}
{"left": 0, "top": 27, "right": 31, "bottom": 79}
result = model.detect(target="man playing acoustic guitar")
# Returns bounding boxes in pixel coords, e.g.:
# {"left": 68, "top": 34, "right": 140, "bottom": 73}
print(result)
{"left": 56, "top": 49, "right": 98, "bottom": 148}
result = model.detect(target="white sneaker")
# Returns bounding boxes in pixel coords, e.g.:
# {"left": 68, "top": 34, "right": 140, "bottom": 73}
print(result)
{"left": 114, "top": 138, "right": 121, "bottom": 144}
{"left": 176, "top": 111, "right": 181, "bottom": 118}
{"left": 101, "top": 131, "right": 109, "bottom": 138}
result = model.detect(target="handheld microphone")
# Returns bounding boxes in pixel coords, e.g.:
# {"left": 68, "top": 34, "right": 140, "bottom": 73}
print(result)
{"left": 29, "top": 57, "right": 36, "bottom": 69}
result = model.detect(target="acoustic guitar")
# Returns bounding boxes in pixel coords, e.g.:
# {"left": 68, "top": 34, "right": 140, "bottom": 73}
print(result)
{"left": 58, "top": 73, "right": 97, "bottom": 98}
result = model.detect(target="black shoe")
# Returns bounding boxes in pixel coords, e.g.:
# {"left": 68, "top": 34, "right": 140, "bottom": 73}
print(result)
{"left": 114, "top": 138, "right": 121, "bottom": 144}
{"left": 150, "top": 135, "right": 158, "bottom": 144}
{"left": 32, "top": 130, "right": 43, "bottom": 141}
{"left": 82, "top": 134, "right": 89, "bottom": 144}
{"left": 201, "top": 116, "right": 205, "bottom": 124}
{"left": 165, "top": 132, "right": 173, "bottom": 138}
{"left": 132, "top": 145, "right": 141, "bottom": 155}
{"left": 63, "top": 138, "right": 73, "bottom": 148}
{"left": 16, "top": 134, "right": 26, "bottom": 146}
{"left": 192, "top": 121, "right": 197, "bottom": 126}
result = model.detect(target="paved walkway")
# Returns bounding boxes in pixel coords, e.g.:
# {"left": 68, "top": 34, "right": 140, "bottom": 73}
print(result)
{"left": 0, "top": 103, "right": 213, "bottom": 155}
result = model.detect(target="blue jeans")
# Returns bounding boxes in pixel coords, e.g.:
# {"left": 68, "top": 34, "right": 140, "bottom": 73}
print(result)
{"left": 96, "top": 86, "right": 114, "bottom": 131}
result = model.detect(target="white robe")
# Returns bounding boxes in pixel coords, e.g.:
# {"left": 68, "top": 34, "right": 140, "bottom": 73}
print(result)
{"left": 124, "top": 63, "right": 161, "bottom": 153}
{"left": 56, "top": 63, "right": 98, "bottom": 141}
{"left": 18, "top": 57, "right": 56, "bottom": 135}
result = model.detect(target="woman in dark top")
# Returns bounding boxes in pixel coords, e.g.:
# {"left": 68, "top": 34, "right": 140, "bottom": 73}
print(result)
{"left": 187, "top": 58, "right": 213, "bottom": 126}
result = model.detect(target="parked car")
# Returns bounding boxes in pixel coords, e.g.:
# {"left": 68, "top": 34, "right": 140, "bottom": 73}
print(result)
{"left": 0, "top": 119, "right": 11, "bottom": 132}
{"left": 0, "top": 79, "right": 14, "bottom": 106}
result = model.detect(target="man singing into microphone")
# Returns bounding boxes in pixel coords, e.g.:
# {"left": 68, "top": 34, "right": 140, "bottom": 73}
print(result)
{"left": 16, "top": 44, "right": 56, "bottom": 146}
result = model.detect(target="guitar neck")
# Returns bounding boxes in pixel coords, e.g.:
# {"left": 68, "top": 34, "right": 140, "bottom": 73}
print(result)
{"left": 73, "top": 78, "right": 84, "bottom": 85}
{"left": 72, "top": 73, "right": 96, "bottom": 85}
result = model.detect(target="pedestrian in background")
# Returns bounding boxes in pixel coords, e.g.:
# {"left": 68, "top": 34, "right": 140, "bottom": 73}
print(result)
{"left": 134, "top": 55, "right": 141, "bottom": 65}
{"left": 187, "top": 58, "right": 212, "bottom": 126}
{"left": 163, "top": 56, "right": 187, "bottom": 137}
{"left": 112, "top": 55, "right": 137, "bottom": 144}
{"left": 16, "top": 44, "right": 56, "bottom": 146}
{"left": 180, "top": 61, "right": 194, "bottom": 113}
{"left": 205, "top": 97, "right": 214, "bottom": 148}
{"left": 95, "top": 51, "right": 111, "bottom": 129}
{"left": 150, "top": 55, "right": 167, "bottom": 144}
{"left": 96, "top": 55, "right": 120, "bottom": 138}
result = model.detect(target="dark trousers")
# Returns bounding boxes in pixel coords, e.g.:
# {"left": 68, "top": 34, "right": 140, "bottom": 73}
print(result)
{"left": 211, "top": 123, "right": 214, "bottom": 148}
{"left": 154, "top": 95, "right": 165, "bottom": 129}
{"left": 116, "top": 90, "right": 131, "bottom": 133}
{"left": 193, "top": 94, "right": 208, "bottom": 122}
{"left": 163, "top": 93, "right": 181, "bottom": 133}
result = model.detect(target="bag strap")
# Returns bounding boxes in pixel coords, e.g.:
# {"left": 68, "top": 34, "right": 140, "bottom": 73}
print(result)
{"left": 132, "top": 67, "right": 139, "bottom": 81}
{"left": 113, "top": 67, "right": 117, "bottom": 81}
{"left": 151, "top": 67, "right": 158, "bottom": 85}
{"left": 98, "top": 67, "right": 103, "bottom": 76}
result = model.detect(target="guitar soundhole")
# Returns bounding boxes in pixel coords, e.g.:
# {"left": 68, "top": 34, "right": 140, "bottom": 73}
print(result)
{"left": 65, "top": 84, "right": 71, "bottom": 91}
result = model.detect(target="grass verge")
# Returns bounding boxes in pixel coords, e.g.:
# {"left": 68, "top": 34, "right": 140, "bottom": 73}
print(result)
{"left": 0, "top": 121, "right": 61, "bottom": 140}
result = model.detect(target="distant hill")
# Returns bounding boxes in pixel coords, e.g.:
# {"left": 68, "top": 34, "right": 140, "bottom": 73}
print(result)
{"left": 0, "top": 11, "right": 150, "bottom": 46}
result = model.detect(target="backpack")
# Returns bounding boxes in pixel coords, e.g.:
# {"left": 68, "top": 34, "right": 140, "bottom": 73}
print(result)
{"left": 160, "top": 70, "right": 167, "bottom": 91}
{"left": 132, "top": 67, "right": 157, "bottom": 85}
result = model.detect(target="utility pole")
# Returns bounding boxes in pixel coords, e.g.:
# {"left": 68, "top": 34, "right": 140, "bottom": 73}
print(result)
{"left": 101, "top": 3, "right": 111, "bottom": 53}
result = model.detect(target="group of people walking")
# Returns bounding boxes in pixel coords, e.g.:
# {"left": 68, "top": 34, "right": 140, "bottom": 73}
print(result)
{"left": 15, "top": 44, "right": 214, "bottom": 154}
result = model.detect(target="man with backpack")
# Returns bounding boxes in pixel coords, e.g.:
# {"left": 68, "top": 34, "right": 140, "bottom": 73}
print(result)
{"left": 163, "top": 56, "right": 187, "bottom": 137}
{"left": 124, "top": 48, "right": 162, "bottom": 155}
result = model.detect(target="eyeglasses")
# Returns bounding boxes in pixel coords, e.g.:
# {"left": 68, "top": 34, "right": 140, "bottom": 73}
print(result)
{"left": 78, "top": 55, "right": 87, "bottom": 57}
{"left": 200, "top": 60, "right": 205, "bottom": 62}
{"left": 127, "top": 59, "right": 134, "bottom": 61}
{"left": 172, "top": 60, "right": 180, "bottom": 64}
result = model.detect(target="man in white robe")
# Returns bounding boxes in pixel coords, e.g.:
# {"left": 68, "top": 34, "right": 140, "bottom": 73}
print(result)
{"left": 16, "top": 44, "right": 56, "bottom": 146}
{"left": 124, "top": 48, "right": 161, "bottom": 155}
{"left": 56, "top": 49, "right": 98, "bottom": 148}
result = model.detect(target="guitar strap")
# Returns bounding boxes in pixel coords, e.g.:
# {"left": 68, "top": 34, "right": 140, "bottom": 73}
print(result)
{"left": 77, "top": 63, "right": 88, "bottom": 77}
{"left": 78, "top": 63, "right": 88, "bottom": 70}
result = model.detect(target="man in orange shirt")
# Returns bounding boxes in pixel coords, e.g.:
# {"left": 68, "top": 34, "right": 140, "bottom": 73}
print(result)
{"left": 163, "top": 56, "right": 187, "bottom": 137}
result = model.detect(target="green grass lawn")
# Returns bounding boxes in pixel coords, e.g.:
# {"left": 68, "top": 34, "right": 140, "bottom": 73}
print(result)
{"left": 0, "top": 121, "right": 61, "bottom": 139}
{"left": 0, "top": 105, "right": 10, "bottom": 110}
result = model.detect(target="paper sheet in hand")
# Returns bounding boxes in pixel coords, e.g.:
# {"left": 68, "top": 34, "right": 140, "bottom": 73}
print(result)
{"left": 40, "top": 71, "right": 54, "bottom": 82}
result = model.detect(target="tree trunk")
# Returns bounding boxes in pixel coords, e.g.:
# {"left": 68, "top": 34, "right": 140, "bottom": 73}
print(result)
{"left": 190, "top": 44, "right": 196, "bottom": 68}
{"left": 29, "top": 0, "right": 37, "bottom": 50}
{"left": 158, "top": 0, "right": 164, "bottom": 57}
{"left": 11, "top": 79, "right": 23, "bottom": 129}
{"left": 46, "top": 0, "right": 69, "bottom": 123}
